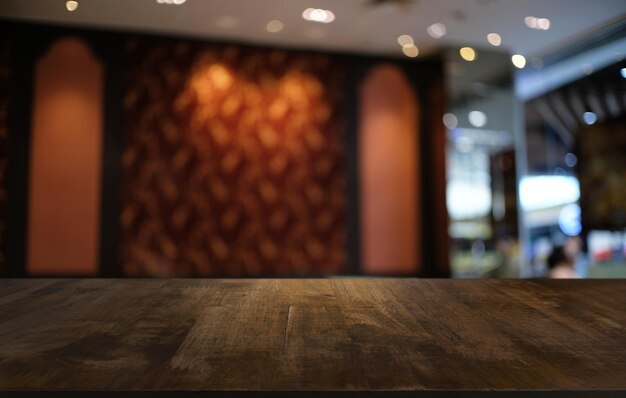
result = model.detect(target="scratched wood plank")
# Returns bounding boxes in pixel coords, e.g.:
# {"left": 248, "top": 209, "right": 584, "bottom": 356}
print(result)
{"left": 0, "top": 278, "right": 624, "bottom": 397}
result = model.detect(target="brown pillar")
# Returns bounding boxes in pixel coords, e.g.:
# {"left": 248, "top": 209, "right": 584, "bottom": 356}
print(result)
{"left": 27, "top": 37, "right": 103, "bottom": 275}
{"left": 359, "top": 64, "right": 421, "bottom": 274}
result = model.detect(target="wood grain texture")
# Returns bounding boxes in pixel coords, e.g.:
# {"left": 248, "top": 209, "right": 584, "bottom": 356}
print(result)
{"left": 0, "top": 279, "right": 625, "bottom": 397}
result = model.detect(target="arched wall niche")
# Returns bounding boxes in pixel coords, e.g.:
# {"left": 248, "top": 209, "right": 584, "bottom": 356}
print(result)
{"left": 359, "top": 64, "right": 421, "bottom": 274}
{"left": 27, "top": 36, "right": 103, "bottom": 275}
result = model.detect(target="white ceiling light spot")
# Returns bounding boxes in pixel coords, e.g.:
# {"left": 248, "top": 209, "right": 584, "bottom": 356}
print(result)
{"left": 442, "top": 113, "right": 458, "bottom": 129}
{"left": 468, "top": 110, "right": 487, "bottom": 128}
{"left": 537, "top": 18, "right": 551, "bottom": 30}
{"left": 511, "top": 54, "right": 526, "bottom": 69}
{"left": 397, "top": 35, "right": 414, "bottom": 47}
{"left": 486, "top": 33, "right": 501, "bottom": 46}
{"left": 459, "top": 47, "right": 476, "bottom": 62}
{"left": 303, "top": 8, "right": 335, "bottom": 23}
{"left": 427, "top": 23, "right": 446, "bottom": 39}
{"left": 402, "top": 44, "right": 419, "bottom": 58}
{"left": 524, "top": 16, "right": 538, "bottom": 28}
{"left": 66, "top": 1, "right": 78, "bottom": 11}
{"left": 310, "top": 9, "right": 328, "bottom": 21}
{"left": 266, "top": 20, "right": 283, "bottom": 33}
{"left": 525, "top": 16, "right": 550, "bottom": 30}
{"left": 583, "top": 112, "right": 597, "bottom": 125}
{"left": 621, "top": 67, "right": 626, "bottom": 78}
{"left": 157, "top": 0, "right": 186, "bottom": 4}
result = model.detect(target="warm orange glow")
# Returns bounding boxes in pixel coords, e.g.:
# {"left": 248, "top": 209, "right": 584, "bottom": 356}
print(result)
{"left": 123, "top": 47, "right": 347, "bottom": 276}
{"left": 209, "top": 64, "right": 234, "bottom": 91}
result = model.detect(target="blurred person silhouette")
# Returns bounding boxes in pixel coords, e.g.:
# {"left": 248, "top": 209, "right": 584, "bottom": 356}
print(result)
{"left": 547, "top": 245, "right": 580, "bottom": 278}
{"left": 564, "top": 236, "right": 588, "bottom": 277}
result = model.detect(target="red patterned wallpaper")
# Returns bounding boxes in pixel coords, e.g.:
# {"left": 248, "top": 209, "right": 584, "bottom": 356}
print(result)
{"left": 121, "top": 39, "right": 347, "bottom": 276}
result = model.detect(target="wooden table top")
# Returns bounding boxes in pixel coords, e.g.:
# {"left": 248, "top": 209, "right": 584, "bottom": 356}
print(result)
{"left": 0, "top": 278, "right": 625, "bottom": 397}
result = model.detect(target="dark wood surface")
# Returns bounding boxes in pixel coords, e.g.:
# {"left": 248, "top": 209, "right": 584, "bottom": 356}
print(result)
{"left": 0, "top": 279, "right": 625, "bottom": 397}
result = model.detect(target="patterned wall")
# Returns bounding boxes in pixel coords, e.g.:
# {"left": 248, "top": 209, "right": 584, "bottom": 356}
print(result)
{"left": 579, "top": 120, "right": 626, "bottom": 230}
{"left": 0, "top": 38, "right": 13, "bottom": 273}
{"left": 121, "top": 39, "right": 347, "bottom": 276}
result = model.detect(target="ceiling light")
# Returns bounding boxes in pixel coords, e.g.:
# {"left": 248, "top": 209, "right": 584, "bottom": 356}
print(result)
{"left": 443, "top": 113, "right": 458, "bottom": 129}
{"left": 459, "top": 47, "right": 476, "bottom": 62}
{"left": 511, "top": 54, "right": 526, "bottom": 69}
{"left": 302, "top": 8, "right": 335, "bottom": 23}
{"left": 468, "top": 111, "right": 487, "bottom": 128}
{"left": 525, "top": 16, "right": 550, "bottom": 30}
{"left": 564, "top": 153, "right": 578, "bottom": 168}
{"left": 397, "top": 34, "right": 414, "bottom": 47}
{"left": 65, "top": 0, "right": 78, "bottom": 11}
{"left": 486, "top": 33, "right": 501, "bottom": 46}
{"left": 583, "top": 112, "right": 597, "bottom": 125}
{"left": 524, "top": 16, "right": 537, "bottom": 28}
{"left": 402, "top": 44, "right": 419, "bottom": 58}
{"left": 157, "top": 0, "right": 186, "bottom": 4}
{"left": 266, "top": 20, "right": 283, "bottom": 33}
{"left": 621, "top": 68, "right": 626, "bottom": 78}
{"left": 427, "top": 23, "right": 446, "bottom": 39}
{"left": 537, "top": 18, "right": 550, "bottom": 30}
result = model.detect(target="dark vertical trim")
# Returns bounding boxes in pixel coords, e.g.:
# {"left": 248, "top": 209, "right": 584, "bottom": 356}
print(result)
{"left": 5, "top": 29, "right": 47, "bottom": 276}
{"left": 344, "top": 56, "right": 364, "bottom": 275}
{"left": 399, "top": 61, "right": 427, "bottom": 277}
{"left": 422, "top": 72, "right": 450, "bottom": 277}
{"left": 0, "top": 29, "right": 13, "bottom": 277}
{"left": 94, "top": 34, "right": 124, "bottom": 277}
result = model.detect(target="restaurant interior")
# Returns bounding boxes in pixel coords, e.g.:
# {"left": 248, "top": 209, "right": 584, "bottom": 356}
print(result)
{"left": 0, "top": 0, "right": 625, "bottom": 280}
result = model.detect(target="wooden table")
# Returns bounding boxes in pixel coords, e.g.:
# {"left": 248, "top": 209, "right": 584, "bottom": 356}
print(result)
{"left": 0, "top": 279, "right": 625, "bottom": 397}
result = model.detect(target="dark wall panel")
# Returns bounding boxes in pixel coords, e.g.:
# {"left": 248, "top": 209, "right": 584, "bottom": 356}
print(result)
{"left": 0, "top": 38, "right": 12, "bottom": 274}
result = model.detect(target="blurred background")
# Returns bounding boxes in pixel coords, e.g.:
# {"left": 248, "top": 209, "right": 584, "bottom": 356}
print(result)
{"left": 0, "top": 0, "right": 625, "bottom": 278}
